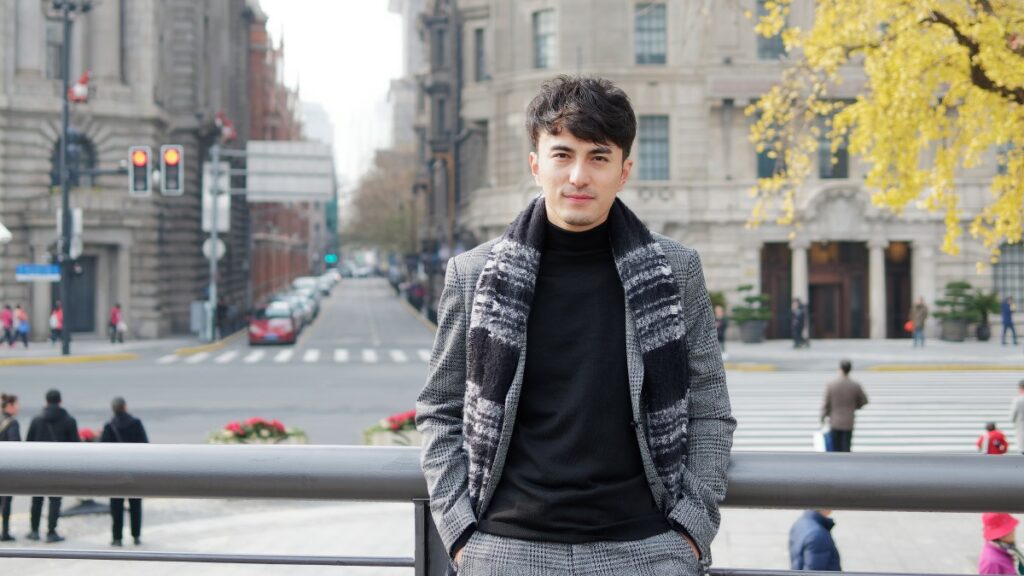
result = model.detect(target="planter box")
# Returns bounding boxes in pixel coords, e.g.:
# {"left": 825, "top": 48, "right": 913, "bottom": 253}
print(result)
{"left": 940, "top": 318, "right": 968, "bottom": 342}
{"left": 364, "top": 430, "right": 423, "bottom": 446}
{"left": 739, "top": 321, "right": 767, "bottom": 344}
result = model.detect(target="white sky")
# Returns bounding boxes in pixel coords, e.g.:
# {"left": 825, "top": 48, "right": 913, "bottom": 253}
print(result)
{"left": 260, "top": 0, "right": 404, "bottom": 187}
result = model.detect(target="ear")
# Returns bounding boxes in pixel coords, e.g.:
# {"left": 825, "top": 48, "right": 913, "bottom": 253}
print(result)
{"left": 619, "top": 157, "right": 634, "bottom": 187}
{"left": 529, "top": 151, "right": 541, "bottom": 185}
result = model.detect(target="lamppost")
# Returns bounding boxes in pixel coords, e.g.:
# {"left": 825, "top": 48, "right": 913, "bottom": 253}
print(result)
{"left": 45, "top": 0, "right": 92, "bottom": 356}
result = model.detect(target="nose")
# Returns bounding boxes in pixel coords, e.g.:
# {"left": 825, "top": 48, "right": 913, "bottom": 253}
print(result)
{"left": 568, "top": 159, "right": 591, "bottom": 189}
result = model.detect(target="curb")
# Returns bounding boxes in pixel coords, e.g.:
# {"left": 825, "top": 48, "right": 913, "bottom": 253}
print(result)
{"left": 868, "top": 363, "right": 1024, "bottom": 372}
{"left": 0, "top": 353, "right": 138, "bottom": 367}
{"left": 175, "top": 329, "right": 246, "bottom": 357}
{"left": 724, "top": 362, "right": 777, "bottom": 372}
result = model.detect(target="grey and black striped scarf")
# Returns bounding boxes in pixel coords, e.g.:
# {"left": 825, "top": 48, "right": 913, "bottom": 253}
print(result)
{"left": 463, "top": 196, "right": 690, "bottom": 512}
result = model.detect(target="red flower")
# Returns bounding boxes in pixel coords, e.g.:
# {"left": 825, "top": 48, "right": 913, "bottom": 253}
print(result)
{"left": 270, "top": 419, "right": 286, "bottom": 433}
{"left": 79, "top": 428, "right": 96, "bottom": 442}
{"left": 245, "top": 417, "right": 265, "bottom": 427}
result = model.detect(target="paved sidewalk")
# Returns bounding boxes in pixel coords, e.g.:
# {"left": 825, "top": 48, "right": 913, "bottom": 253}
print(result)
{"left": 0, "top": 500, "right": 991, "bottom": 574}
{"left": 0, "top": 335, "right": 219, "bottom": 365}
{"left": 724, "top": 338, "right": 1024, "bottom": 371}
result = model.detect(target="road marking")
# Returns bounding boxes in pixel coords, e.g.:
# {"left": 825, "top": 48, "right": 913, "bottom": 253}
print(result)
{"left": 389, "top": 350, "right": 408, "bottom": 363}
{"left": 303, "top": 349, "right": 320, "bottom": 363}
{"left": 362, "top": 349, "right": 378, "bottom": 363}
{"left": 184, "top": 352, "right": 210, "bottom": 364}
{"left": 157, "top": 355, "right": 179, "bottom": 364}
{"left": 215, "top": 351, "right": 238, "bottom": 364}
{"left": 243, "top": 350, "right": 265, "bottom": 364}
{"left": 417, "top": 349, "right": 431, "bottom": 363}
{"left": 274, "top": 350, "right": 293, "bottom": 363}
{"left": 334, "top": 349, "right": 349, "bottom": 363}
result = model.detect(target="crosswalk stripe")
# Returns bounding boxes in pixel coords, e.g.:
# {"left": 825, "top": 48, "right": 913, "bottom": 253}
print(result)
{"left": 303, "top": 349, "right": 320, "bottom": 363}
{"left": 244, "top": 350, "right": 265, "bottom": 363}
{"left": 184, "top": 352, "right": 210, "bottom": 364}
{"left": 362, "top": 349, "right": 378, "bottom": 363}
{"left": 274, "top": 350, "right": 293, "bottom": 363}
{"left": 390, "top": 350, "right": 408, "bottom": 363}
{"left": 334, "top": 349, "right": 349, "bottom": 363}
{"left": 215, "top": 351, "right": 238, "bottom": 364}
{"left": 417, "top": 349, "right": 431, "bottom": 362}
{"left": 156, "top": 354, "right": 179, "bottom": 364}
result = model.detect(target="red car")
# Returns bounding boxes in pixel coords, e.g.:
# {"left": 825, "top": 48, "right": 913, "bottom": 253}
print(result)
{"left": 249, "top": 302, "right": 298, "bottom": 345}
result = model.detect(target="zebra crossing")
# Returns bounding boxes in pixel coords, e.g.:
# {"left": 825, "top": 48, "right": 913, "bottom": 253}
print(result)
{"left": 156, "top": 347, "right": 433, "bottom": 367}
{"left": 729, "top": 371, "right": 1021, "bottom": 453}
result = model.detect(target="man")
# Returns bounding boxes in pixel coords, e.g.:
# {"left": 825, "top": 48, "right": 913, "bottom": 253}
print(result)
{"left": 791, "top": 299, "right": 807, "bottom": 348}
{"left": 1002, "top": 296, "right": 1018, "bottom": 346}
{"left": 1, "top": 304, "right": 13, "bottom": 346}
{"left": 1011, "top": 381, "right": 1024, "bottom": 455}
{"left": 821, "top": 360, "right": 868, "bottom": 452}
{"left": 101, "top": 397, "right": 149, "bottom": 546}
{"left": 910, "top": 297, "right": 928, "bottom": 348}
{"left": 417, "top": 76, "right": 735, "bottom": 576}
{"left": 25, "top": 389, "right": 79, "bottom": 542}
{"left": 789, "top": 510, "right": 841, "bottom": 571}
{"left": 109, "top": 303, "right": 124, "bottom": 344}
{"left": 976, "top": 422, "right": 1009, "bottom": 455}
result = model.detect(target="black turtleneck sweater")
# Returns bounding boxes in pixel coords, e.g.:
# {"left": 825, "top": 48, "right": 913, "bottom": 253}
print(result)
{"left": 477, "top": 220, "right": 669, "bottom": 543}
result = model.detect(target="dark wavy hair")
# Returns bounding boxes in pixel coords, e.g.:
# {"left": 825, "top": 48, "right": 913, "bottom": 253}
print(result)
{"left": 526, "top": 75, "right": 637, "bottom": 159}
{"left": 1, "top": 394, "right": 16, "bottom": 409}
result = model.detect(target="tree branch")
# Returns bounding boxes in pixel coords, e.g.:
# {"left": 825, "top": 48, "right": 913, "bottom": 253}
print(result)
{"left": 924, "top": 10, "right": 1024, "bottom": 105}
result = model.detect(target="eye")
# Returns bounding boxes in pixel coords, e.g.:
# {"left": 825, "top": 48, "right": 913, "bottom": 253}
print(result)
{"left": 593, "top": 156, "right": 609, "bottom": 163}
{"left": 552, "top": 152, "right": 570, "bottom": 159}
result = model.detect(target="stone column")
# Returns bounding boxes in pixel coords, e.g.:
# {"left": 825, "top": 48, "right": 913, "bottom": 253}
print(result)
{"left": 869, "top": 240, "right": 888, "bottom": 339}
{"left": 16, "top": 0, "right": 44, "bottom": 74}
{"left": 790, "top": 240, "right": 809, "bottom": 305}
{"left": 89, "top": 0, "right": 122, "bottom": 82}
{"left": 911, "top": 241, "right": 938, "bottom": 336}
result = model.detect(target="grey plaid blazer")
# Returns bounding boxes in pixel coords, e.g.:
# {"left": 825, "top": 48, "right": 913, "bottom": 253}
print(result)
{"left": 416, "top": 233, "right": 736, "bottom": 567}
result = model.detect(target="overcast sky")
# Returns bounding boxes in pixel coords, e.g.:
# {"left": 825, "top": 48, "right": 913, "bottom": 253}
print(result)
{"left": 260, "top": 0, "right": 404, "bottom": 188}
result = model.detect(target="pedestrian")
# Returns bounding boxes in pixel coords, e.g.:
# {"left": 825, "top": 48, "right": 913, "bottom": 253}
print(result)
{"left": 910, "top": 296, "right": 929, "bottom": 347}
{"left": 1, "top": 305, "right": 13, "bottom": 347}
{"left": 1002, "top": 296, "right": 1018, "bottom": 346}
{"left": 977, "top": 422, "right": 1009, "bottom": 455}
{"left": 715, "top": 304, "right": 728, "bottom": 359}
{"left": 416, "top": 75, "right": 735, "bottom": 576}
{"left": 792, "top": 298, "right": 808, "bottom": 348}
{"left": 13, "top": 305, "right": 29, "bottom": 348}
{"left": 0, "top": 393, "right": 21, "bottom": 542}
{"left": 109, "top": 303, "right": 124, "bottom": 344}
{"left": 1012, "top": 381, "right": 1024, "bottom": 455}
{"left": 979, "top": 513, "right": 1024, "bottom": 575}
{"left": 788, "top": 509, "right": 841, "bottom": 571}
{"left": 25, "top": 389, "right": 79, "bottom": 542}
{"left": 821, "top": 359, "right": 869, "bottom": 453}
{"left": 48, "top": 300, "right": 63, "bottom": 345}
{"left": 101, "top": 397, "right": 148, "bottom": 546}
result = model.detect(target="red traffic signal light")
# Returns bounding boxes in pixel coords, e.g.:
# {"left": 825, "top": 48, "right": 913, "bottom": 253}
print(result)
{"left": 160, "top": 145, "right": 184, "bottom": 196}
{"left": 128, "top": 146, "right": 151, "bottom": 197}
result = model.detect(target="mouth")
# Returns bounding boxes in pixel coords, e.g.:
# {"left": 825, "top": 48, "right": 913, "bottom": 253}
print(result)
{"left": 563, "top": 194, "right": 594, "bottom": 204}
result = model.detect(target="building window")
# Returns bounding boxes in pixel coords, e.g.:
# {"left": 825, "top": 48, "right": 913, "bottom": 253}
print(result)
{"left": 756, "top": 0, "right": 786, "bottom": 60}
{"left": 46, "top": 20, "right": 64, "bottom": 80}
{"left": 996, "top": 143, "right": 1015, "bottom": 175}
{"left": 433, "top": 28, "right": 447, "bottom": 68}
{"left": 818, "top": 111, "right": 849, "bottom": 179}
{"left": 635, "top": 3, "right": 666, "bottom": 65}
{"left": 50, "top": 133, "right": 97, "bottom": 189}
{"left": 533, "top": 9, "right": 556, "bottom": 69}
{"left": 638, "top": 115, "right": 670, "bottom": 181}
{"left": 994, "top": 243, "right": 1024, "bottom": 308}
{"left": 474, "top": 28, "right": 488, "bottom": 82}
{"left": 435, "top": 98, "right": 446, "bottom": 139}
{"left": 757, "top": 146, "right": 785, "bottom": 178}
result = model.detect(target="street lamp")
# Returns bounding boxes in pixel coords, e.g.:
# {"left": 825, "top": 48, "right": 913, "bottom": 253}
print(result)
{"left": 43, "top": 0, "right": 93, "bottom": 355}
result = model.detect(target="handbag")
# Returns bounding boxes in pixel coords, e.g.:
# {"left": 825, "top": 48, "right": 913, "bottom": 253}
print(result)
{"left": 903, "top": 320, "right": 914, "bottom": 333}
{"left": 813, "top": 425, "right": 833, "bottom": 452}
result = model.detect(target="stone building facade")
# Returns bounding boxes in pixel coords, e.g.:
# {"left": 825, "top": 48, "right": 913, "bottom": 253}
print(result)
{"left": 0, "top": 0, "right": 255, "bottom": 339}
{"left": 416, "top": 0, "right": 1021, "bottom": 339}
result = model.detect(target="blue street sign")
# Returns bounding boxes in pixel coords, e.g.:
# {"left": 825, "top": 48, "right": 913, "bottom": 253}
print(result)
{"left": 15, "top": 264, "right": 60, "bottom": 283}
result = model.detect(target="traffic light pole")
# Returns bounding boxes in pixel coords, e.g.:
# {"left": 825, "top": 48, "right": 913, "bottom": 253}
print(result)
{"left": 58, "top": 2, "right": 73, "bottom": 356}
{"left": 207, "top": 144, "right": 221, "bottom": 342}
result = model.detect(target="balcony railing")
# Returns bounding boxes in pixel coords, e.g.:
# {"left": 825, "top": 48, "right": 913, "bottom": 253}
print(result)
{"left": 0, "top": 444, "right": 1021, "bottom": 575}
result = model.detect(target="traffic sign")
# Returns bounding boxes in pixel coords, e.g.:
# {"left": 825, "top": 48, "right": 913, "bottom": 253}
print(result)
{"left": 15, "top": 264, "right": 60, "bottom": 282}
{"left": 70, "top": 236, "right": 83, "bottom": 260}
{"left": 202, "top": 238, "right": 226, "bottom": 261}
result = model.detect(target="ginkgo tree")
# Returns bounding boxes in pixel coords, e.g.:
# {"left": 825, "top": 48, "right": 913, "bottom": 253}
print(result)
{"left": 746, "top": 0, "right": 1024, "bottom": 261}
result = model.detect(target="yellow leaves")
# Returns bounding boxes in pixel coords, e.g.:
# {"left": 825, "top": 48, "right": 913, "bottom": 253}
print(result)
{"left": 747, "top": 0, "right": 1024, "bottom": 261}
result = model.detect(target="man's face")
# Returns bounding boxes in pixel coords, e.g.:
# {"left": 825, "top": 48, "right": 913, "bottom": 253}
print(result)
{"left": 529, "top": 131, "right": 632, "bottom": 232}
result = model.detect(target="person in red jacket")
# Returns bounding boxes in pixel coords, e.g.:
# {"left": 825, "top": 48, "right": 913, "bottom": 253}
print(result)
{"left": 977, "top": 422, "right": 1009, "bottom": 455}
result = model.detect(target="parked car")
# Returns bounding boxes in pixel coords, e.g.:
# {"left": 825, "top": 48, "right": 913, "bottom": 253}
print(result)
{"left": 249, "top": 301, "right": 299, "bottom": 345}
{"left": 271, "top": 293, "right": 312, "bottom": 329}
{"left": 292, "top": 276, "right": 319, "bottom": 292}
{"left": 294, "top": 288, "right": 320, "bottom": 318}
{"left": 316, "top": 275, "right": 334, "bottom": 296}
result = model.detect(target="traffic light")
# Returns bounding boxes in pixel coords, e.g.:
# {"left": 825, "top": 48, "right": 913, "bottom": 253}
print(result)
{"left": 129, "top": 146, "right": 151, "bottom": 197}
{"left": 325, "top": 253, "right": 338, "bottom": 265}
{"left": 160, "top": 145, "right": 184, "bottom": 196}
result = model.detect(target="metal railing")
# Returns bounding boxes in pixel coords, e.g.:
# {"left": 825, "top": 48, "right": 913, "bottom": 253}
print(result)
{"left": 0, "top": 444, "right": 1021, "bottom": 574}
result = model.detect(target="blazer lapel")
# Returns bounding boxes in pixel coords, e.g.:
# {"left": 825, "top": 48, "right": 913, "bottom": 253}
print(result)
{"left": 625, "top": 301, "right": 645, "bottom": 419}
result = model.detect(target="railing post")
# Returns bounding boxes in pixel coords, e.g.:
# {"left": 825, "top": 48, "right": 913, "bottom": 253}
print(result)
{"left": 414, "top": 498, "right": 450, "bottom": 576}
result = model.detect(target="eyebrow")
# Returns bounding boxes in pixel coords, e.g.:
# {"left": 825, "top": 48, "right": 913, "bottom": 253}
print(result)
{"left": 550, "top": 144, "right": 613, "bottom": 155}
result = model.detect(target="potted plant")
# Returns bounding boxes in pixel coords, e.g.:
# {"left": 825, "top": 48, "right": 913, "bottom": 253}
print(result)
{"left": 363, "top": 409, "right": 421, "bottom": 446}
{"left": 207, "top": 417, "right": 309, "bottom": 444}
{"left": 968, "top": 289, "right": 1001, "bottom": 341}
{"left": 934, "top": 281, "right": 975, "bottom": 342}
{"left": 731, "top": 284, "right": 772, "bottom": 343}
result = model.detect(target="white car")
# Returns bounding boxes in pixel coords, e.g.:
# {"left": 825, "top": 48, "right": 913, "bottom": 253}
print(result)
{"left": 292, "top": 276, "right": 319, "bottom": 292}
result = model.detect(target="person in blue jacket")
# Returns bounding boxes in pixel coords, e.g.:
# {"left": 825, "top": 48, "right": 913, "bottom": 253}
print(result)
{"left": 1002, "top": 297, "right": 1018, "bottom": 346}
{"left": 789, "top": 509, "right": 841, "bottom": 571}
